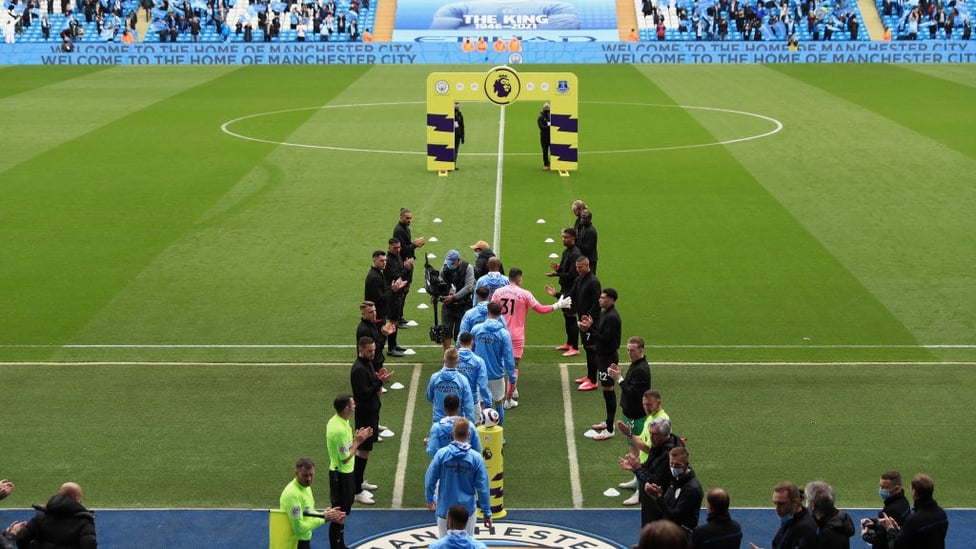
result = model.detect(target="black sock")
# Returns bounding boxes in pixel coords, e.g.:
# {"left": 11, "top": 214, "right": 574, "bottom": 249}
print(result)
{"left": 354, "top": 456, "right": 367, "bottom": 493}
{"left": 603, "top": 390, "right": 617, "bottom": 432}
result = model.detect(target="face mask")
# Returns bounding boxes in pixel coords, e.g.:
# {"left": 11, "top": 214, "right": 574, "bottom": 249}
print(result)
{"left": 670, "top": 466, "right": 684, "bottom": 479}
{"left": 879, "top": 489, "right": 891, "bottom": 500}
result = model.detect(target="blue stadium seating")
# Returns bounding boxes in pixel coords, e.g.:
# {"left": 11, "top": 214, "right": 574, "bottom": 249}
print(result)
{"left": 7, "top": 0, "right": 376, "bottom": 43}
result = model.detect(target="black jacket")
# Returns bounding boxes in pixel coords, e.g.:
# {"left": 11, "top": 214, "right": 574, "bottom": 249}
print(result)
{"left": 635, "top": 432, "right": 683, "bottom": 526}
{"left": 772, "top": 507, "right": 818, "bottom": 549}
{"left": 554, "top": 244, "right": 580, "bottom": 295}
{"left": 576, "top": 222, "right": 598, "bottom": 264}
{"left": 586, "top": 304, "right": 620, "bottom": 355}
{"left": 364, "top": 266, "right": 393, "bottom": 319}
{"left": 880, "top": 496, "right": 948, "bottom": 549}
{"left": 350, "top": 356, "right": 383, "bottom": 414}
{"left": 619, "top": 357, "right": 651, "bottom": 420}
{"left": 16, "top": 494, "right": 96, "bottom": 549}
{"left": 648, "top": 467, "right": 704, "bottom": 532}
{"left": 692, "top": 510, "right": 743, "bottom": 549}
{"left": 813, "top": 507, "right": 855, "bottom": 549}
{"left": 863, "top": 491, "right": 911, "bottom": 548}
{"left": 357, "top": 318, "right": 386, "bottom": 370}
{"left": 570, "top": 271, "right": 601, "bottom": 320}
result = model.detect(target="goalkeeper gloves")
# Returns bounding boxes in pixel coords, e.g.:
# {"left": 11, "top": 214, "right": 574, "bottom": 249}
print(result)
{"left": 554, "top": 295, "right": 573, "bottom": 309}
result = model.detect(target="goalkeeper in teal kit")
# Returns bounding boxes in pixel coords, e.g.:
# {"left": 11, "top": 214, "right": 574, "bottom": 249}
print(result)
{"left": 279, "top": 457, "right": 345, "bottom": 549}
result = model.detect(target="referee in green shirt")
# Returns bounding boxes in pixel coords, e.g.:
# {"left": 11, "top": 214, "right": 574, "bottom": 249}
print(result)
{"left": 279, "top": 457, "right": 345, "bottom": 548}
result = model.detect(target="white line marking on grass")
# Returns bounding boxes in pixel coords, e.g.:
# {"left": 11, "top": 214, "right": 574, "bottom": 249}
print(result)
{"left": 391, "top": 363, "right": 423, "bottom": 509}
{"left": 494, "top": 105, "right": 506, "bottom": 255}
{"left": 3, "top": 361, "right": 975, "bottom": 367}
{"left": 220, "top": 102, "right": 782, "bottom": 155}
{"left": 5, "top": 343, "right": 973, "bottom": 350}
{"left": 560, "top": 363, "right": 584, "bottom": 509}
{"left": 581, "top": 102, "right": 784, "bottom": 153}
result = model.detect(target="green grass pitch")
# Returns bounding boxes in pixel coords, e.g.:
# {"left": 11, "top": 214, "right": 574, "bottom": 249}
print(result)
{"left": 1, "top": 64, "right": 974, "bottom": 511}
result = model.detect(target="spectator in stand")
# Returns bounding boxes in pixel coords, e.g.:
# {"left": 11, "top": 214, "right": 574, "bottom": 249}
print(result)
{"left": 349, "top": 18, "right": 358, "bottom": 40}
{"left": 619, "top": 417, "right": 685, "bottom": 527}
{"left": 15, "top": 482, "right": 97, "bottom": 549}
{"left": 121, "top": 27, "right": 135, "bottom": 42}
{"left": 643, "top": 447, "right": 703, "bottom": 533}
{"left": 627, "top": 27, "right": 639, "bottom": 41}
{"left": 692, "top": 488, "right": 743, "bottom": 549}
{"left": 749, "top": 481, "right": 817, "bottom": 549}
{"left": 656, "top": 20, "right": 666, "bottom": 40}
{"left": 875, "top": 473, "right": 948, "bottom": 548}
{"left": 362, "top": 27, "right": 372, "bottom": 41}
{"left": 638, "top": 520, "right": 689, "bottom": 549}
{"left": 41, "top": 14, "right": 50, "bottom": 39}
{"left": 805, "top": 481, "right": 855, "bottom": 548}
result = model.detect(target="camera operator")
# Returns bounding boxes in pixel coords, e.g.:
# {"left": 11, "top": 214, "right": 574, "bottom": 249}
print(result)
{"left": 439, "top": 249, "right": 475, "bottom": 349}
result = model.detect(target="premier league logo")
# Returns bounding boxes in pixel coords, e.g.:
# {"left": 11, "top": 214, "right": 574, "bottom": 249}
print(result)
{"left": 484, "top": 66, "right": 522, "bottom": 105}
{"left": 557, "top": 79, "right": 570, "bottom": 94}
{"left": 493, "top": 74, "right": 513, "bottom": 98}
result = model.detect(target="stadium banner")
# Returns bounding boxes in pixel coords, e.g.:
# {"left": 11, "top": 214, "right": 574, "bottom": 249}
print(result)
{"left": 391, "top": 0, "right": 620, "bottom": 42}
{"left": 1, "top": 40, "right": 974, "bottom": 65}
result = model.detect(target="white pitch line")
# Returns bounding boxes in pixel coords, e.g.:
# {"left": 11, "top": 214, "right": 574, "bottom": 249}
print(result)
{"left": 2, "top": 361, "right": 975, "bottom": 368}
{"left": 391, "top": 363, "right": 423, "bottom": 508}
{"left": 560, "top": 363, "right": 584, "bottom": 509}
{"left": 493, "top": 105, "right": 506, "bottom": 256}
{"left": 3, "top": 343, "right": 973, "bottom": 350}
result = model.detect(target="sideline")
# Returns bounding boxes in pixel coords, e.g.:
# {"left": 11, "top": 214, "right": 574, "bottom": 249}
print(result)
{"left": 560, "top": 363, "right": 584, "bottom": 508}
{"left": 391, "top": 363, "right": 423, "bottom": 508}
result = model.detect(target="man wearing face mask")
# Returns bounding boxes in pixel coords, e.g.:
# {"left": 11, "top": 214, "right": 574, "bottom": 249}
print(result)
{"left": 619, "top": 417, "right": 684, "bottom": 528}
{"left": 642, "top": 446, "right": 703, "bottom": 534}
{"left": 748, "top": 481, "right": 817, "bottom": 549}
{"left": 440, "top": 249, "right": 476, "bottom": 349}
{"left": 861, "top": 470, "right": 911, "bottom": 548}
{"left": 875, "top": 473, "right": 948, "bottom": 549}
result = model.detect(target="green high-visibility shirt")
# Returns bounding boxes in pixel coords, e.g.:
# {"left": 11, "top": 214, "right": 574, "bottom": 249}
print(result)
{"left": 279, "top": 478, "right": 326, "bottom": 541}
{"left": 327, "top": 414, "right": 355, "bottom": 474}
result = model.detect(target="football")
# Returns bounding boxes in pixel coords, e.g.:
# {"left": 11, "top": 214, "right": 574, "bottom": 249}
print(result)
{"left": 480, "top": 407, "right": 500, "bottom": 427}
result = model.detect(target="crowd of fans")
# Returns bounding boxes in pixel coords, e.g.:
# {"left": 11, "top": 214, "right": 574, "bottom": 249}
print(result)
{"left": 0, "top": 0, "right": 374, "bottom": 43}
